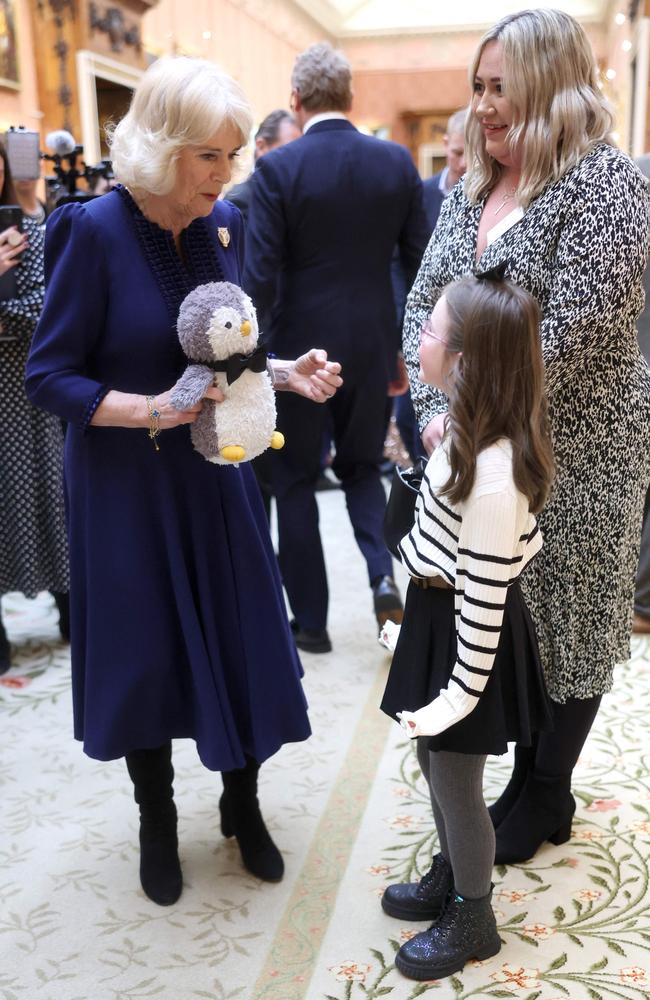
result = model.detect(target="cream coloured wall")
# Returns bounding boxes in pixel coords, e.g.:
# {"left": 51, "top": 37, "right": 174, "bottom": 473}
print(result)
{"left": 143, "top": 0, "right": 332, "bottom": 129}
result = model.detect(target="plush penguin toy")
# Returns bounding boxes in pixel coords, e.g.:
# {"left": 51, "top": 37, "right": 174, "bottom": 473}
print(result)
{"left": 170, "top": 281, "right": 285, "bottom": 464}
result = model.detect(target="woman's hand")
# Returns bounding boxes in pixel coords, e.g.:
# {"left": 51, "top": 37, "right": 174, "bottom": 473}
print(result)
{"left": 421, "top": 411, "right": 447, "bottom": 455}
{"left": 0, "top": 227, "right": 28, "bottom": 278}
{"left": 270, "top": 349, "right": 343, "bottom": 402}
{"left": 143, "top": 385, "right": 225, "bottom": 429}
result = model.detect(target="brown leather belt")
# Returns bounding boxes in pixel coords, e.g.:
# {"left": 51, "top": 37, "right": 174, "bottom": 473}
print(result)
{"left": 412, "top": 576, "right": 453, "bottom": 590}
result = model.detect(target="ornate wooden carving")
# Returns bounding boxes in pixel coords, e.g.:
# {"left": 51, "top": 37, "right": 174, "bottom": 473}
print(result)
{"left": 89, "top": 3, "right": 141, "bottom": 53}
{"left": 35, "top": 0, "right": 77, "bottom": 133}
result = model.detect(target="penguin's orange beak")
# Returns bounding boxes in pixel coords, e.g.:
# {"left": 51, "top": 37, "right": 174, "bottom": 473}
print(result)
{"left": 240, "top": 320, "right": 251, "bottom": 336}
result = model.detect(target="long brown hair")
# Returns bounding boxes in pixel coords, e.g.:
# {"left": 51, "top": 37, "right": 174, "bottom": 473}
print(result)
{"left": 440, "top": 275, "right": 554, "bottom": 514}
{"left": 0, "top": 142, "right": 18, "bottom": 205}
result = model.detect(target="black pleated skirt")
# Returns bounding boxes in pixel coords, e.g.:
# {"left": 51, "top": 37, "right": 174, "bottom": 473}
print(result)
{"left": 380, "top": 580, "right": 553, "bottom": 755}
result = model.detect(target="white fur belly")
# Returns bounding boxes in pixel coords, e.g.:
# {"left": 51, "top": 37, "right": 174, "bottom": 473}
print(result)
{"left": 212, "top": 370, "right": 278, "bottom": 464}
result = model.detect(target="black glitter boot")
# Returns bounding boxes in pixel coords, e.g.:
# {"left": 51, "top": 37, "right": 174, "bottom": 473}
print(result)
{"left": 381, "top": 852, "right": 453, "bottom": 921}
{"left": 220, "top": 756, "right": 284, "bottom": 882}
{"left": 125, "top": 743, "right": 182, "bottom": 906}
{"left": 395, "top": 887, "right": 501, "bottom": 981}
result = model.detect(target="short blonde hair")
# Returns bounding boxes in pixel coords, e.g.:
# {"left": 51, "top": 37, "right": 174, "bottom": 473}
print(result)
{"left": 109, "top": 57, "right": 253, "bottom": 196}
{"left": 291, "top": 43, "right": 352, "bottom": 112}
{"left": 465, "top": 8, "right": 613, "bottom": 207}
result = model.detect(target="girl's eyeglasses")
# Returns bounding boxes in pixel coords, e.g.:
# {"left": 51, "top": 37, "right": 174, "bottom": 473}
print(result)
{"left": 421, "top": 319, "right": 448, "bottom": 346}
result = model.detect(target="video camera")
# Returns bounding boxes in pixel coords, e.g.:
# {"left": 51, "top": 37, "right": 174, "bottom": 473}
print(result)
{"left": 4, "top": 125, "right": 115, "bottom": 210}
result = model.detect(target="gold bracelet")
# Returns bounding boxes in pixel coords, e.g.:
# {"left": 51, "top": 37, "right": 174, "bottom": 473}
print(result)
{"left": 145, "top": 395, "right": 161, "bottom": 451}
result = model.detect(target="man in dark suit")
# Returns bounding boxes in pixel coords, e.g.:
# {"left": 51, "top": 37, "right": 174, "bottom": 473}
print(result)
{"left": 421, "top": 108, "right": 467, "bottom": 232}
{"left": 225, "top": 109, "right": 300, "bottom": 224}
{"left": 244, "top": 42, "right": 429, "bottom": 653}
{"left": 394, "top": 108, "right": 467, "bottom": 463}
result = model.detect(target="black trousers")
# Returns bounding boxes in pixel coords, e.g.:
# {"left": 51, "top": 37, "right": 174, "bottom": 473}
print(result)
{"left": 271, "top": 367, "right": 393, "bottom": 631}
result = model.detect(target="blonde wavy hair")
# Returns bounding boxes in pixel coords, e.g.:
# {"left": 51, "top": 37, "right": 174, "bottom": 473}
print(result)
{"left": 464, "top": 8, "right": 614, "bottom": 207}
{"left": 108, "top": 57, "right": 253, "bottom": 197}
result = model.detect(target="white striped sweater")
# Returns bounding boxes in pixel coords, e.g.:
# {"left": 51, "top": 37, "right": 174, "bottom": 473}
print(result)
{"left": 396, "top": 439, "right": 542, "bottom": 738}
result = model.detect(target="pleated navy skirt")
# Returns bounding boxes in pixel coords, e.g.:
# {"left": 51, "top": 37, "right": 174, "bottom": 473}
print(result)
{"left": 380, "top": 579, "right": 553, "bottom": 755}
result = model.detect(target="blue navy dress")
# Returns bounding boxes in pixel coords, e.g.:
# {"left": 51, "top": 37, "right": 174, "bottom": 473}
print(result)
{"left": 25, "top": 187, "right": 311, "bottom": 770}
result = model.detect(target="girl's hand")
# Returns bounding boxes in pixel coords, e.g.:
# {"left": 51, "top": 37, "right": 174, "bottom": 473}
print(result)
{"left": 270, "top": 349, "right": 343, "bottom": 402}
{"left": 421, "top": 411, "right": 447, "bottom": 455}
{"left": 397, "top": 711, "right": 421, "bottom": 739}
{"left": 141, "top": 384, "right": 225, "bottom": 429}
{"left": 0, "top": 227, "right": 28, "bottom": 277}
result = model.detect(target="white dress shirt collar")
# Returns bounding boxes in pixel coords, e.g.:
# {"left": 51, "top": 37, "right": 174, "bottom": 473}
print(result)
{"left": 303, "top": 112, "right": 350, "bottom": 134}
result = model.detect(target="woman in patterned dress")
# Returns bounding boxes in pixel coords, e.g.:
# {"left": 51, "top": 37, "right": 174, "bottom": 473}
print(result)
{"left": 26, "top": 57, "right": 342, "bottom": 906}
{"left": 0, "top": 143, "right": 69, "bottom": 675}
{"left": 403, "top": 8, "right": 650, "bottom": 864}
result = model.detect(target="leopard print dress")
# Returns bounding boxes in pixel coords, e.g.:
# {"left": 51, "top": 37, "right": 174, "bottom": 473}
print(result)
{"left": 403, "top": 143, "right": 650, "bottom": 703}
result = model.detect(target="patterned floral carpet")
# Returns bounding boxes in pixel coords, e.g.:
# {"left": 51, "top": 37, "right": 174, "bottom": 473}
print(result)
{"left": 1, "top": 487, "right": 649, "bottom": 1000}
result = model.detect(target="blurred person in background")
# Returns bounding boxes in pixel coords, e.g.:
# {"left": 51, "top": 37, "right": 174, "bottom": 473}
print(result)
{"left": 226, "top": 108, "right": 301, "bottom": 521}
{"left": 225, "top": 109, "right": 300, "bottom": 224}
{"left": 14, "top": 177, "right": 47, "bottom": 225}
{"left": 244, "top": 42, "right": 429, "bottom": 652}
{"left": 394, "top": 108, "right": 468, "bottom": 465}
{"left": 0, "top": 143, "right": 69, "bottom": 674}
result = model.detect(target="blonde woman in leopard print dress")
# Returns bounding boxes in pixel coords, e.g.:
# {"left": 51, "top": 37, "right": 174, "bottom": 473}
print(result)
{"left": 402, "top": 10, "right": 650, "bottom": 867}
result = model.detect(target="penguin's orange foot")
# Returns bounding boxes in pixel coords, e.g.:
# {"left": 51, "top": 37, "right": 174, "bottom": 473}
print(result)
{"left": 221, "top": 445, "right": 246, "bottom": 462}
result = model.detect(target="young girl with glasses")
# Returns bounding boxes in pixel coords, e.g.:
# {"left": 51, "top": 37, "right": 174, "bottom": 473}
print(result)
{"left": 380, "top": 272, "right": 555, "bottom": 982}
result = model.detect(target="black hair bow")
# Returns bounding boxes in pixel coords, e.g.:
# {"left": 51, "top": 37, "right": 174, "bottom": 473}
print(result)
{"left": 205, "top": 341, "right": 268, "bottom": 385}
{"left": 474, "top": 261, "right": 509, "bottom": 282}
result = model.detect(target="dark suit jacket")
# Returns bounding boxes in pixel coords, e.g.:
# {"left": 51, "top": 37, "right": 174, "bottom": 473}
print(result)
{"left": 422, "top": 171, "right": 446, "bottom": 233}
{"left": 243, "top": 119, "right": 429, "bottom": 376}
{"left": 224, "top": 176, "right": 253, "bottom": 225}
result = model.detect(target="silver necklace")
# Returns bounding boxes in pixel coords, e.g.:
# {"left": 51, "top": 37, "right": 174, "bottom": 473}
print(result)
{"left": 493, "top": 185, "right": 517, "bottom": 216}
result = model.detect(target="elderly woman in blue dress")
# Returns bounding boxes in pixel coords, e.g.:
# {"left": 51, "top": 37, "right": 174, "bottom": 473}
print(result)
{"left": 26, "top": 56, "right": 342, "bottom": 906}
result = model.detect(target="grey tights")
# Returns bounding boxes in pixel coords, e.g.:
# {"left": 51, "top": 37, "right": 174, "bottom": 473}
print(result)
{"left": 416, "top": 738, "right": 495, "bottom": 899}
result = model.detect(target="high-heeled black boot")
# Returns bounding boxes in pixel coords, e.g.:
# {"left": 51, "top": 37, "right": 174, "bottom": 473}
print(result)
{"left": 125, "top": 743, "right": 183, "bottom": 906}
{"left": 0, "top": 614, "right": 10, "bottom": 675}
{"left": 395, "top": 887, "right": 501, "bottom": 981}
{"left": 50, "top": 591, "right": 70, "bottom": 642}
{"left": 220, "top": 756, "right": 284, "bottom": 882}
{"left": 494, "top": 770, "right": 575, "bottom": 865}
{"left": 382, "top": 852, "right": 453, "bottom": 921}
{"left": 488, "top": 742, "right": 536, "bottom": 829}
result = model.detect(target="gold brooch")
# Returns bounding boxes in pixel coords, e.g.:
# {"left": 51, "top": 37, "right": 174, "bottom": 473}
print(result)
{"left": 218, "top": 227, "right": 230, "bottom": 248}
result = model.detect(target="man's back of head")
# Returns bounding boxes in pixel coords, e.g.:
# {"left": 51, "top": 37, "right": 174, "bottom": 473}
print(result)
{"left": 291, "top": 42, "right": 352, "bottom": 128}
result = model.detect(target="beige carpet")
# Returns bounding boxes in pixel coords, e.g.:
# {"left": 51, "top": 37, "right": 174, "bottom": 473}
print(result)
{"left": 1, "top": 486, "right": 649, "bottom": 1000}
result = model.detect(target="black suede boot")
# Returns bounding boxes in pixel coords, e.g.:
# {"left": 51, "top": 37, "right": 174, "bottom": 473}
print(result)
{"left": 382, "top": 853, "right": 453, "bottom": 921}
{"left": 220, "top": 756, "right": 284, "bottom": 882}
{"left": 395, "top": 887, "right": 501, "bottom": 981}
{"left": 488, "top": 742, "right": 537, "bottom": 829}
{"left": 0, "top": 614, "right": 10, "bottom": 675}
{"left": 125, "top": 743, "right": 182, "bottom": 906}
{"left": 494, "top": 770, "right": 575, "bottom": 865}
{"left": 50, "top": 591, "right": 70, "bottom": 642}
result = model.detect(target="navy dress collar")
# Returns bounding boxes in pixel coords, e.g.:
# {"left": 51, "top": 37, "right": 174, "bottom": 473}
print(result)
{"left": 117, "top": 185, "right": 225, "bottom": 325}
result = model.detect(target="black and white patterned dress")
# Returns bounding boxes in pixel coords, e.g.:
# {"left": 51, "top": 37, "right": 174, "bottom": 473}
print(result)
{"left": 403, "top": 143, "right": 650, "bottom": 702}
{"left": 0, "top": 215, "right": 69, "bottom": 598}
